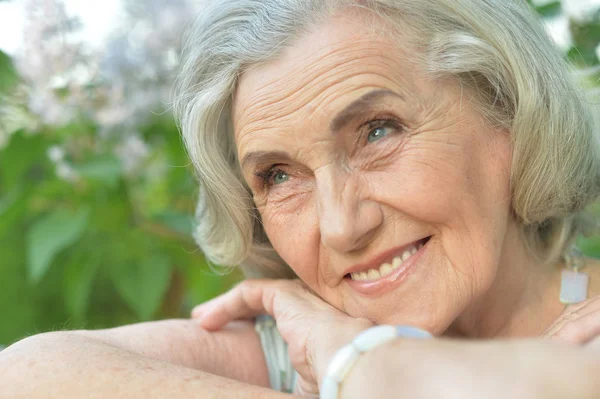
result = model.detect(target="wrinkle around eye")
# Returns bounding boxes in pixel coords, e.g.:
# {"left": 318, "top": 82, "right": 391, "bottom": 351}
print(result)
{"left": 353, "top": 128, "right": 409, "bottom": 171}
{"left": 257, "top": 186, "right": 313, "bottom": 224}
{"left": 253, "top": 167, "right": 314, "bottom": 207}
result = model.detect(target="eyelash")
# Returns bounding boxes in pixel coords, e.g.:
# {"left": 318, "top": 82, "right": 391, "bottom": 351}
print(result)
{"left": 254, "top": 117, "right": 405, "bottom": 189}
{"left": 361, "top": 117, "right": 404, "bottom": 141}
{"left": 255, "top": 165, "right": 286, "bottom": 189}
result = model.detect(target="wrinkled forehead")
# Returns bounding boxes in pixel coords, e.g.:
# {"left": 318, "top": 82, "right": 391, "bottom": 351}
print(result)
{"left": 232, "top": 10, "right": 422, "bottom": 149}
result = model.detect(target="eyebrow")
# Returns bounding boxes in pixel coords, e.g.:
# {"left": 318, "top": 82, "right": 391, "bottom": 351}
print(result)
{"left": 240, "top": 89, "right": 404, "bottom": 172}
{"left": 329, "top": 89, "right": 404, "bottom": 133}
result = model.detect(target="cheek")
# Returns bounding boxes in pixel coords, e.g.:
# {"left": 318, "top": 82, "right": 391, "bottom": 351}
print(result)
{"left": 260, "top": 196, "right": 320, "bottom": 280}
{"left": 373, "top": 138, "right": 471, "bottom": 222}
{"left": 373, "top": 131, "right": 511, "bottom": 276}
{"left": 375, "top": 131, "right": 511, "bottom": 225}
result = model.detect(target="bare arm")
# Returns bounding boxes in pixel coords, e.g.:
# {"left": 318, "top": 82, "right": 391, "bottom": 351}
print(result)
{"left": 74, "top": 319, "right": 270, "bottom": 385}
{"left": 0, "top": 319, "right": 284, "bottom": 398}
{"left": 340, "top": 339, "right": 600, "bottom": 399}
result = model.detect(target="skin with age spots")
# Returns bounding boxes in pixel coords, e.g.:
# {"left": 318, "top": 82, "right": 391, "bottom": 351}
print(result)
{"left": 191, "top": 6, "right": 600, "bottom": 394}
{"left": 233, "top": 10, "right": 600, "bottom": 339}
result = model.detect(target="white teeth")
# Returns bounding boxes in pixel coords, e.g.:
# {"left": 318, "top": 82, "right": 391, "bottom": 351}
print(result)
{"left": 379, "top": 263, "right": 393, "bottom": 277}
{"left": 350, "top": 241, "right": 425, "bottom": 282}
{"left": 368, "top": 269, "right": 381, "bottom": 279}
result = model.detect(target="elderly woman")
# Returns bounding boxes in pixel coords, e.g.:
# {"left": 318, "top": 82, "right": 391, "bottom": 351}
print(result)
{"left": 1, "top": 0, "right": 600, "bottom": 398}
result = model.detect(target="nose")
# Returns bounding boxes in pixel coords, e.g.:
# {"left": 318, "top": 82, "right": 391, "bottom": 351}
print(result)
{"left": 315, "top": 166, "right": 383, "bottom": 253}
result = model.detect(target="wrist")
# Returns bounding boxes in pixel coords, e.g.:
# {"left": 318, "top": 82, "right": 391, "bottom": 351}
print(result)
{"left": 313, "top": 317, "right": 374, "bottom": 386}
{"left": 320, "top": 324, "right": 433, "bottom": 399}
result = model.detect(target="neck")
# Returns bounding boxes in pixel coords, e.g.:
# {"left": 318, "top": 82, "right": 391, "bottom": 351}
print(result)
{"left": 446, "top": 223, "right": 566, "bottom": 339}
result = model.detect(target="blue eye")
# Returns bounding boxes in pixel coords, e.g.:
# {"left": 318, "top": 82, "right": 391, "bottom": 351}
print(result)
{"left": 367, "top": 126, "right": 392, "bottom": 143}
{"left": 272, "top": 170, "right": 289, "bottom": 185}
{"left": 255, "top": 166, "right": 290, "bottom": 189}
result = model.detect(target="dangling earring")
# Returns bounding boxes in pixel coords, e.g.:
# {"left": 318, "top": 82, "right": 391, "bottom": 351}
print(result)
{"left": 559, "top": 247, "right": 589, "bottom": 304}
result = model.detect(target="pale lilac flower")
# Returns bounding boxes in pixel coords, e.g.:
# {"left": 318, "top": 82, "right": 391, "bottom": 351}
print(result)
{"left": 115, "top": 134, "right": 150, "bottom": 175}
{"left": 55, "top": 162, "right": 79, "bottom": 182}
{"left": 562, "top": 0, "right": 600, "bottom": 22}
{"left": 0, "top": 89, "right": 38, "bottom": 150}
{"left": 47, "top": 145, "right": 65, "bottom": 163}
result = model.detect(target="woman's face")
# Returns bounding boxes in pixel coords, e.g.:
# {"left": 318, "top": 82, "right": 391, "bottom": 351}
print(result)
{"left": 233, "top": 11, "right": 513, "bottom": 333}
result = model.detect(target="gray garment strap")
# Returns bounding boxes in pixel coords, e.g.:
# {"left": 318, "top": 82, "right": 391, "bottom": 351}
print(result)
{"left": 255, "top": 315, "right": 297, "bottom": 393}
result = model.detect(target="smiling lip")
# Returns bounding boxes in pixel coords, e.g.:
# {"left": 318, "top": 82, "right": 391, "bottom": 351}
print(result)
{"left": 344, "top": 237, "right": 430, "bottom": 296}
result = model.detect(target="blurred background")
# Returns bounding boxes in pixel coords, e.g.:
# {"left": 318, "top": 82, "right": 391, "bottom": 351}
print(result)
{"left": 0, "top": 0, "right": 598, "bottom": 348}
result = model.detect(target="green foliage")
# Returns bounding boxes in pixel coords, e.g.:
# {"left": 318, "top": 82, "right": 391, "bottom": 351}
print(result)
{"left": 578, "top": 235, "right": 600, "bottom": 258}
{"left": 0, "top": 50, "right": 18, "bottom": 94}
{"left": 110, "top": 253, "right": 172, "bottom": 321}
{"left": 63, "top": 251, "right": 99, "bottom": 323}
{"left": 530, "top": 1, "right": 563, "bottom": 18}
{"left": 0, "top": 113, "right": 242, "bottom": 344}
{"left": 527, "top": 0, "right": 600, "bottom": 67}
{"left": 75, "top": 156, "right": 122, "bottom": 188}
{"left": 27, "top": 208, "right": 89, "bottom": 283}
{"left": 0, "top": 67, "right": 241, "bottom": 345}
{"left": 568, "top": 17, "right": 600, "bottom": 67}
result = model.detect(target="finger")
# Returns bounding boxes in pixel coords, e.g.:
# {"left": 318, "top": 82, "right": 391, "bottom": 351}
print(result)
{"left": 561, "top": 295, "right": 600, "bottom": 314}
{"left": 190, "top": 301, "right": 211, "bottom": 319}
{"left": 191, "top": 296, "right": 224, "bottom": 319}
{"left": 190, "top": 280, "right": 272, "bottom": 319}
{"left": 544, "top": 296, "right": 600, "bottom": 338}
{"left": 294, "top": 378, "right": 320, "bottom": 398}
{"left": 548, "top": 311, "right": 600, "bottom": 344}
{"left": 196, "top": 280, "right": 282, "bottom": 331}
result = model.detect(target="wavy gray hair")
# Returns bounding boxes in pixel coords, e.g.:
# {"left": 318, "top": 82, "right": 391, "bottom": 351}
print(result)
{"left": 173, "top": 0, "right": 600, "bottom": 278}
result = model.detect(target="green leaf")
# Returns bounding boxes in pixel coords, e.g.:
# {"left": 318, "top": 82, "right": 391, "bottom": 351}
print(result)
{"left": 26, "top": 208, "right": 89, "bottom": 284}
{"left": 577, "top": 235, "right": 600, "bottom": 259}
{"left": 0, "top": 186, "right": 22, "bottom": 217}
{"left": 0, "top": 131, "right": 49, "bottom": 191}
{"left": 531, "top": 1, "right": 562, "bottom": 18}
{"left": 570, "top": 18, "right": 600, "bottom": 66}
{"left": 75, "top": 155, "right": 122, "bottom": 188}
{"left": 110, "top": 255, "right": 172, "bottom": 320}
{"left": 183, "top": 262, "right": 239, "bottom": 307}
{"left": 0, "top": 232, "right": 36, "bottom": 344}
{"left": 153, "top": 210, "right": 194, "bottom": 236}
{"left": 0, "top": 50, "right": 18, "bottom": 93}
{"left": 64, "top": 253, "right": 99, "bottom": 323}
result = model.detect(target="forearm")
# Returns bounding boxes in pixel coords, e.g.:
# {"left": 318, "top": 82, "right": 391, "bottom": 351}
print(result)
{"left": 340, "top": 339, "right": 600, "bottom": 399}
{"left": 73, "top": 319, "right": 268, "bottom": 385}
{"left": 0, "top": 331, "right": 290, "bottom": 399}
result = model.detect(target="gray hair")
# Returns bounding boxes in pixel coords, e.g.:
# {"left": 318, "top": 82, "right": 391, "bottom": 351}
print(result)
{"left": 173, "top": 0, "right": 600, "bottom": 278}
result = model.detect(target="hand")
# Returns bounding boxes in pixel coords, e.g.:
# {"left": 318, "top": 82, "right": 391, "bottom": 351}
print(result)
{"left": 543, "top": 295, "right": 600, "bottom": 347}
{"left": 191, "top": 279, "right": 373, "bottom": 397}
